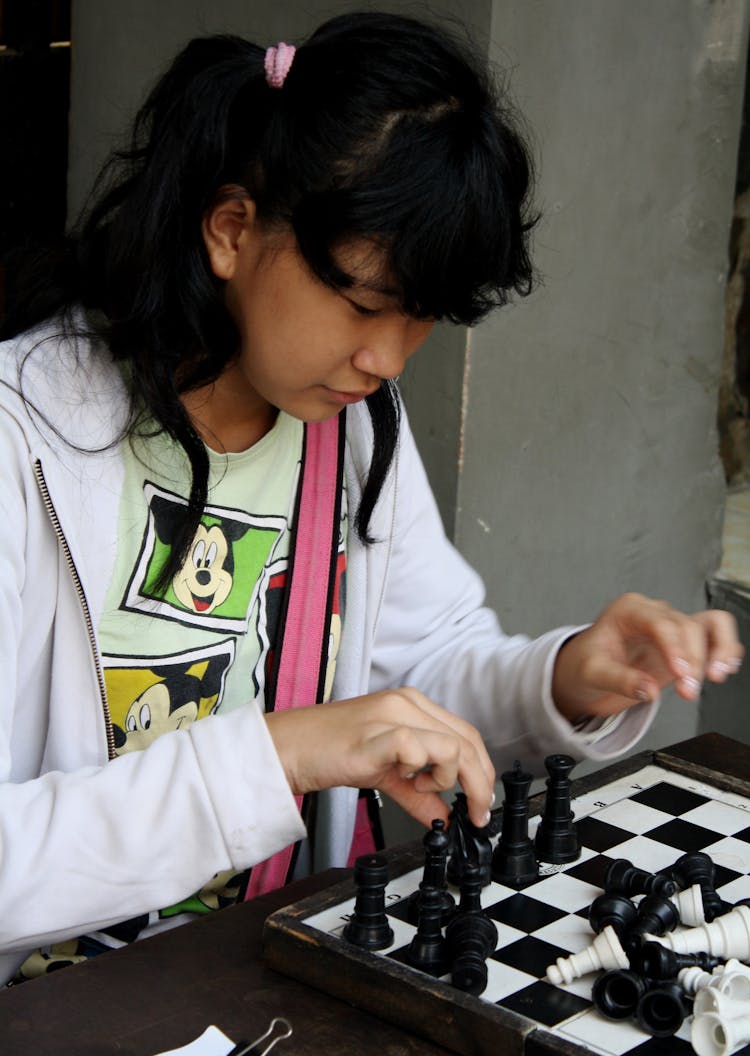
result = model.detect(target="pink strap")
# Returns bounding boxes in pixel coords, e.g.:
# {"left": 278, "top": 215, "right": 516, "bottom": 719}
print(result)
{"left": 245, "top": 415, "right": 342, "bottom": 898}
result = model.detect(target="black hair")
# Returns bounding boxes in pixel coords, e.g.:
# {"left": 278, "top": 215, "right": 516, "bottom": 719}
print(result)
{"left": 1, "top": 11, "right": 536, "bottom": 589}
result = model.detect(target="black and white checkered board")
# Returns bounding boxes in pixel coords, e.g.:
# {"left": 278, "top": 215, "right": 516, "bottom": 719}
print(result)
{"left": 301, "top": 764, "right": 750, "bottom": 1055}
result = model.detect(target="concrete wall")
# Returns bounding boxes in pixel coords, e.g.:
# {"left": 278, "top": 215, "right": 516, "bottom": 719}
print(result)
{"left": 67, "top": 1, "right": 750, "bottom": 841}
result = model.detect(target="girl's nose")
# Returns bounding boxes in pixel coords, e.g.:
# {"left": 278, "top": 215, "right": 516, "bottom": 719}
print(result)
{"left": 351, "top": 317, "right": 432, "bottom": 380}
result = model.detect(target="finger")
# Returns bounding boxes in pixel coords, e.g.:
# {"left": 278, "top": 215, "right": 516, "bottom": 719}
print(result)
{"left": 693, "top": 610, "right": 744, "bottom": 681}
{"left": 378, "top": 772, "right": 451, "bottom": 828}
{"left": 394, "top": 687, "right": 497, "bottom": 793}
{"left": 578, "top": 650, "right": 661, "bottom": 705}
{"left": 610, "top": 596, "right": 705, "bottom": 691}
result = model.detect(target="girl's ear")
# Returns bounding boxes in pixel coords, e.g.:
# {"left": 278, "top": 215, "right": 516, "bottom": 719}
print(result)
{"left": 202, "top": 187, "right": 257, "bottom": 281}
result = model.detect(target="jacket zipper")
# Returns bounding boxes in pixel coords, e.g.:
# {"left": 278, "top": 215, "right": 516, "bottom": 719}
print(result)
{"left": 33, "top": 459, "right": 116, "bottom": 760}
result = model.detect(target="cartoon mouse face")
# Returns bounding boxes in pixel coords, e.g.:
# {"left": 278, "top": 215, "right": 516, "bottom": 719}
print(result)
{"left": 172, "top": 523, "right": 234, "bottom": 614}
{"left": 118, "top": 681, "right": 199, "bottom": 754}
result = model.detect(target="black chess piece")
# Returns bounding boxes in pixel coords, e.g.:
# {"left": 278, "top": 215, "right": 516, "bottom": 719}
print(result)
{"left": 605, "top": 858, "right": 677, "bottom": 899}
{"left": 407, "top": 819, "right": 456, "bottom": 925}
{"left": 670, "top": 851, "right": 726, "bottom": 922}
{"left": 588, "top": 893, "right": 637, "bottom": 939}
{"left": 533, "top": 754, "right": 580, "bottom": 864}
{"left": 592, "top": 969, "right": 647, "bottom": 1020}
{"left": 491, "top": 760, "right": 539, "bottom": 887}
{"left": 636, "top": 982, "right": 691, "bottom": 1038}
{"left": 634, "top": 941, "right": 723, "bottom": 980}
{"left": 445, "top": 864, "right": 498, "bottom": 996}
{"left": 446, "top": 792, "right": 494, "bottom": 887}
{"left": 405, "top": 885, "right": 447, "bottom": 976}
{"left": 342, "top": 854, "right": 394, "bottom": 950}
{"left": 627, "top": 895, "right": 680, "bottom": 946}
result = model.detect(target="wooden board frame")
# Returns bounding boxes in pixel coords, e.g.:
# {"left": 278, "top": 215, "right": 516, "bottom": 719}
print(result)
{"left": 262, "top": 734, "right": 750, "bottom": 1056}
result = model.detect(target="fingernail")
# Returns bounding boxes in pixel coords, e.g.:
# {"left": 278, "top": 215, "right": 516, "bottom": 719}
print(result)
{"left": 490, "top": 792, "right": 496, "bottom": 807}
{"left": 679, "top": 676, "right": 702, "bottom": 699}
{"left": 729, "top": 656, "right": 744, "bottom": 672}
{"left": 674, "top": 657, "right": 690, "bottom": 676}
{"left": 708, "top": 660, "right": 731, "bottom": 680}
{"left": 636, "top": 684, "right": 652, "bottom": 703}
{"left": 481, "top": 810, "right": 491, "bottom": 827}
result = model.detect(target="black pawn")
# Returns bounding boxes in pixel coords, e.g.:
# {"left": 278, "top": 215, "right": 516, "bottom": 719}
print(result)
{"left": 408, "top": 819, "right": 456, "bottom": 925}
{"left": 405, "top": 885, "right": 447, "bottom": 976}
{"left": 605, "top": 858, "right": 677, "bottom": 899}
{"left": 343, "top": 854, "right": 394, "bottom": 950}
{"left": 634, "top": 941, "right": 723, "bottom": 980}
{"left": 588, "top": 893, "right": 637, "bottom": 939}
{"left": 670, "top": 851, "right": 726, "bottom": 922}
{"left": 592, "top": 969, "right": 647, "bottom": 1020}
{"left": 446, "top": 793, "right": 494, "bottom": 888}
{"left": 445, "top": 864, "right": 498, "bottom": 996}
{"left": 534, "top": 754, "right": 580, "bottom": 864}
{"left": 491, "top": 761, "right": 539, "bottom": 887}
{"left": 636, "top": 982, "right": 691, "bottom": 1037}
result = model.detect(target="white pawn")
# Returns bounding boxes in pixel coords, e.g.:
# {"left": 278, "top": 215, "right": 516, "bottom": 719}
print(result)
{"left": 649, "top": 904, "right": 750, "bottom": 961}
{"left": 669, "top": 883, "right": 706, "bottom": 927}
{"left": 545, "top": 925, "right": 629, "bottom": 985}
{"left": 692, "top": 1011, "right": 750, "bottom": 1056}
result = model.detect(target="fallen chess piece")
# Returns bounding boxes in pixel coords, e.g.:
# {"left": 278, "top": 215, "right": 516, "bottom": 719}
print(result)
{"left": 671, "top": 851, "right": 727, "bottom": 922}
{"left": 669, "top": 883, "right": 707, "bottom": 927}
{"left": 691, "top": 1009, "right": 750, "bottom": 1056}
{"left": 605, "top": 858, "right": 676, "bottom": 899}
{"left": 635, "top": 981, "right": 691, "bottom": 1038}
{"left": 645, "top": 903, "right": 750, "bottom": 961}
{"left": 545, "top": 925, "right": 629, "bottom": 985}
{"left": 694, "top": 984, "right": 750, "bottom": 1020}
{"left": 634, "top": 941, "right": 722, "bottom": 981}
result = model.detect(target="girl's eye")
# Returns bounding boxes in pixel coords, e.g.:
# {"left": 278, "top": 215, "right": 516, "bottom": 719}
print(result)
{"left": 348, "top": 299, "right": 382, "bottom": 317}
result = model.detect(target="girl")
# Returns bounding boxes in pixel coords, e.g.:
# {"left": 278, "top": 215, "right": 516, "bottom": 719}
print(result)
{"left": 0, "top": 11, "right": 739, "bottom": 985}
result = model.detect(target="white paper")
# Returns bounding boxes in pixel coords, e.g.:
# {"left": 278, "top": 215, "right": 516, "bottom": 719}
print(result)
{"left": 152, "top": 1024, "right": 235, "bottom": 1056}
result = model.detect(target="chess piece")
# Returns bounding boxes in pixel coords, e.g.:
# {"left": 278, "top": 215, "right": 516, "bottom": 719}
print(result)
{"left": 588, "top": 893, "right": 637, "bottom": 939}
{"left": 691, "top": 1011, "right": 750, "bottom": 1056}
{"left": 343, "top": 854, "right": 394, "bottom": 950}
{"left": 671, "top": 851, "right": 726, "bottom": 922}
{"left": 405, "top": 885, "right": 447, "bottom": 976}
{"left": 669, "top": 883, "right": 707, "bottom": 927}
{"left": 446, "top": 792, "right": 494, "bottom": 887}
{"left": 636, "top": 982, "right": 691, "bottom": 1037}
{"left": 635, "top": 941, "right": 722, "bottom": 981}
{"left": 534, "top": 754, "right": 580, "bottom": 864}
{"left": 445, "top": 863, "right": 498, "bottom": 996}
{"left": 605, "top": 858, "right": 676, "bottom": 899}
{"left": 694, "top": 984, "right": 750, "bottom": 1019}
{"left": 591, "top": 969, "right": 647, "bottom": 1020}
{"left": 647, "top": 903, "right": 750, "bottom": 960}
{"left": 545, "top": 925, "right": 629, "bottom": 985}
{"left": 628, "top": 894, "right": 680, "bottom": 945}
{"left": 407, "top": 819, "right": 456, "bottom": 925}
{"left": 491, "top": 761, "right": 539, "bottom": 888}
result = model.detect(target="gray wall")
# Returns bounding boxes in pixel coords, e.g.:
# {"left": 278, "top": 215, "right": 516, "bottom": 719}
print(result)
{"left": 67, "top": 1, "right": 750, "bottom": 841}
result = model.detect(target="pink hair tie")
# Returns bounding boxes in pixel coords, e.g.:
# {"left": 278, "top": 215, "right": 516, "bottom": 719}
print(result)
{"left": 264, "top": 42, "right": 296, "bottom": 88}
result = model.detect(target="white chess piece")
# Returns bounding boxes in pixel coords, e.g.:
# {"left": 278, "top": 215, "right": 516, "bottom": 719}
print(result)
{"left": 695, "top": 984, "right": 750, "bottom": 1019}
{"left": 545, "top": 925, "right": 629, "bottom": 985}
{"left": 691, "top": 1010, "right": 750, "bottom": 1056}
{"left": 648, "top": 904, "right": 750, "bottom": 961}
{"left": 669, "top": 883, "right": 706, "bottom": 927}
{"left": 679, "top": 965, "right": 724, "bottom": 995}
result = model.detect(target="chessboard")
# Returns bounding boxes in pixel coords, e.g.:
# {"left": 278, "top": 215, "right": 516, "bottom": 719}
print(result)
{"left": 263, "top": 739, "right": 750, "bottom": 1056}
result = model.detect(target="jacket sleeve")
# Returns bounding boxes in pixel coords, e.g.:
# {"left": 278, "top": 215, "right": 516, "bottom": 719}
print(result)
{"left": 366, "top": 409, "right": 657, "bottom": 775}
{"left": 0, "top": 401, "right": 305, "bottom": 959}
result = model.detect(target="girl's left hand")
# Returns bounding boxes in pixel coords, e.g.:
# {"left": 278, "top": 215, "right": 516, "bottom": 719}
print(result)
{"left": 551, "top": 592, "right": 743, "bottom": 723}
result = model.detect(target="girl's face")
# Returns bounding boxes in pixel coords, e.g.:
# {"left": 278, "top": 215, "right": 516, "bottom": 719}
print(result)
{"left": 204, "top": 196, "right": 433, "bottom": 425}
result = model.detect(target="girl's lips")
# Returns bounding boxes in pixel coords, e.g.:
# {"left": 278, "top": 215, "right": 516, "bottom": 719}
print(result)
{"left": 322, "top": 387, "right": 375, "bottom": 405}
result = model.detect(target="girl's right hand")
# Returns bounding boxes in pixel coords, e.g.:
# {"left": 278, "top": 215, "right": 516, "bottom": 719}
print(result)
{"left": 264, "top": 687, "right": 495, "bottom": 830}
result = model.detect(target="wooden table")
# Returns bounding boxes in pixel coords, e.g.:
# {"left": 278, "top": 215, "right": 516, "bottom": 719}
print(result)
{"left": 2, "top": 733, "right": 749, "bottom": 1055}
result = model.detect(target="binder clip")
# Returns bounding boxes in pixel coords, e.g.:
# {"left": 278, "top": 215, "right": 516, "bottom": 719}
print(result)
{"left": 227, "top": 1017, "right": 292, "bottom": 1056}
